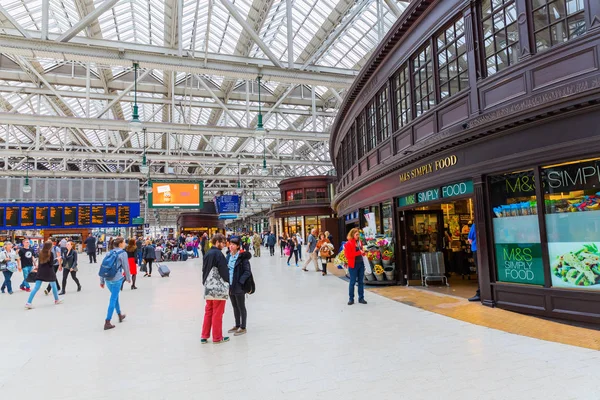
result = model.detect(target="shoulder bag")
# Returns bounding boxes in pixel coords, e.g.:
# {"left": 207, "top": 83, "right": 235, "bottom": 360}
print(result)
{"left": 204, "top": 266, "right": 229, "bottom": 300}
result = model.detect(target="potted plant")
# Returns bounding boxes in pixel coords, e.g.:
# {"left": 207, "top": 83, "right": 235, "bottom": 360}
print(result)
{"left": 374, "top": 264, "right": 385, "bottom": 281}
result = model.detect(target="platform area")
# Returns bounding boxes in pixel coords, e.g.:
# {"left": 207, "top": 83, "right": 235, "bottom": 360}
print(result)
{"left": 1, "top": 251, "right": 598, "bottom": 400}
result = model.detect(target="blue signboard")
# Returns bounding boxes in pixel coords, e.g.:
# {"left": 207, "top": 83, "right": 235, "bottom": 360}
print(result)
{"left": 215, "top": 195, "right": 241, "bottom": 214}
{"left": 0, "top": 202, "right": 140, "bottom": 230}
{"left": 218, "top": 214, "right": 239, "bottom": 220}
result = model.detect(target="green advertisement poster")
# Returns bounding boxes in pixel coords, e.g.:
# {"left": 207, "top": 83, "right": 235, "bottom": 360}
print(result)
{"left": 495, "top": 243, "right": 545, "bottom": 285}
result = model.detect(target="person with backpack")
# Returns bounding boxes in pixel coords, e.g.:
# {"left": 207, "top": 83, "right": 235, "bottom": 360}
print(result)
{"left": 0, "top": 241, "right": 19, "bottom": 295}
{"left": 24, "top": 241, "right": 62, "bottom": 309}
{"left": 226, "top": 238, "right": 252, "bottom": 337}
{"left": 99, "top": 238, "right": 131, "bottom": 330}
{"left": 142, "top": 240, "right": 156, "bottom": 277}
{"left": 201, "top": 234, "right": 230, "bottom": 344}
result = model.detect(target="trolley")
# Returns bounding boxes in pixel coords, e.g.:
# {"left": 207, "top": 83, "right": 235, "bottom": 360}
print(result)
{"left": 421, "top": 252, "right": 449, "bottom": 287}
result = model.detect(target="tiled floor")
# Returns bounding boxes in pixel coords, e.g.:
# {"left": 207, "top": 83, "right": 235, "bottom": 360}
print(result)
{"left": 1, "top": 250, "right": 599, "bottom": 400}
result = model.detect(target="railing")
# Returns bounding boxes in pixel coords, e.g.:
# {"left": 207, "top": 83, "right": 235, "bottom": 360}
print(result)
{"left": 271, "top": 198, "right": 332, "bottom": 210}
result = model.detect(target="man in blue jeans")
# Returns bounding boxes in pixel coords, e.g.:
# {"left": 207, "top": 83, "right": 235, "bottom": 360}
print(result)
{"left": 468, "top": 223, "right": 480, "bottom": 302}
{"left": 100, "top": 238, "right": 131, "bottom": 330}
{"left": 17, "top": 239, "right": 36, "bottom": 292}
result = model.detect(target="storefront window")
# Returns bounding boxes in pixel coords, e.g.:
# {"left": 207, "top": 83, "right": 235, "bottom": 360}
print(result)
{"left": 305, "top": 216, "right": 318, "bottom": 234}
{"left": 543, "top": 158, "right": 600, "bottom": 290}
{"left": 286, "top": 190, "right": 303, "bottom": 202}
{"left": 489, "top": 170, "right": 544, "bottom": 285}
{"left": 382, "top": 201, "right": 393, "bottom": 237}
{"left": 306, "top": 188, "right": 328, "bottom": 200}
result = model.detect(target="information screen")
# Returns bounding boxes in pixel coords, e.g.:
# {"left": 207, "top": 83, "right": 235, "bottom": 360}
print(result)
{"left": 150, "top": 182, "right": 203, "bottom": 208}
{"left": 50, "top": 206, "right": 63, "bottom": 226}
{"left": 64, "top": 206, "right": 77, "bottom": 226}
{"left": 36, "top": 206, "right": 48, "bottom": 227}
{"left": 92, "top": 205, "right": 104, "bottom": 225}
{"left": 118, "top": 206, "right": 130, "bottom": 225}
{"left": 106, "top": 206, "right": 117, "bottom": 225}
{"left": 215, "top": 195, "right": 241, "bottom": 213}
{"left": 21, "top": 206, "right": 34, "bottom": 226}
{"left": 78, "top": 205, "right": 90, "bottom": 226}
{"left": 6, "top": 206, "right": 19, "bottom": 227}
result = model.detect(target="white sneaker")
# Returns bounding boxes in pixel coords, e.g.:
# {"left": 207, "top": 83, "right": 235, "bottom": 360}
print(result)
{"left": 55, "top": 299, "right": 63, "bottom": 305}
{"left": 25, "top": 303, "right": 34, "bottom": 309}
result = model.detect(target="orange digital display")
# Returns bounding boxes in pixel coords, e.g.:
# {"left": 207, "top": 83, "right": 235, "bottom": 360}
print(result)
{"left": 150, "top": 182, "right": 202, "bottom": 208}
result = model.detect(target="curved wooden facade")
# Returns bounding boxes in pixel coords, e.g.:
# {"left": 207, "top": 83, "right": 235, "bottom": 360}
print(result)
{"left": 330, "top": 0, "right": 600, "bottom": 323}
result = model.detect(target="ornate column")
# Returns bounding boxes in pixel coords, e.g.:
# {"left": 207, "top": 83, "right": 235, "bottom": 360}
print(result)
{"left": 473, "top": 176, "right": 494, "bottom": 307}
{"left": 515, "top": 0, "right": 533, "bottom": 60}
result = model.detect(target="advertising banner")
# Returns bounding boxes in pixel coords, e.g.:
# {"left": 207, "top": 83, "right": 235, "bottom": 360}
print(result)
{"left": 495, "top": 243, "right": 545, "bottom": 285}
{"left": 149, "top": 182, "right": 203, "bottom": 208}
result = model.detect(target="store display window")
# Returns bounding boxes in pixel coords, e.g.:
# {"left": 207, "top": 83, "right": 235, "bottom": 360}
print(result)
{"left": 489, "top": 170, "right": 544, "bottom": 285}
{"left": 286, "top": 190, "right": 303, "bottom": 202}
{"left": 382, "top": 201, "right": 393, "bottom": 237}
{"left": 543, "top": 158, "right": 600, "bottom": 290}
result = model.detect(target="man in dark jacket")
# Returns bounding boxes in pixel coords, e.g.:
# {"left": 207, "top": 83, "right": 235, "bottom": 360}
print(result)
{"left": 266, "top": 232, "right": 276, "bottom": 256}
{"left": 201, "top": 233, "right": 230, "bottom": 344}
{"left": 135, "top": 237, "right": 143, "bottom": 266}
{"left": 85, "top": 234, "right": 97, "bottom": 263}
{"left": 225, "top": 238, "right": 252, "bottom": 336}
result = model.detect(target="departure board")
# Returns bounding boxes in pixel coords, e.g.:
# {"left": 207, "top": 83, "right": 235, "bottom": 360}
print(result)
{"left": 118, "top": 206, "right": 130, "bottom": 225}
{"left": 21, "top": 206, "right": 34, "bottom": 226}
{"left": 78, "top": 205, "right": 91, "bottom": 226}
{"left": 36, "top": 206, "right": 48, "bottom": 227}
{"left": 91, "top": 205, "right": 104, "bottom": 225}
{"left": 50, "top": 206, "right": 63, "bottom": 226}
{"left": 64, "top": 206, "right": 76, "bottom": 226}
{"left": 6, "top": 206, "right": 19, "bottom": 227}
{"left": 106, "top": 206, "right": 117, "bottom": 225}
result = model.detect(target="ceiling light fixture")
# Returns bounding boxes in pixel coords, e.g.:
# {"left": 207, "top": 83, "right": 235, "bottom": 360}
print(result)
{"left": 22, "top": 157, "right": 32, "bottom": 193}
{"left": 130, "top": 62, "right": 142, "bottom": 133}
{"left": 140, "top": 127, "right": 149, "bottom": 174}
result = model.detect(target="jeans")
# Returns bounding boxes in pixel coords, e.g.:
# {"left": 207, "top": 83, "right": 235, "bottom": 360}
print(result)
{"left": 21, "top": 266, "right": 33, "bottom": 289}
{"left": 348, "top": 263, "right": 365, "bottom": 302}
{"left": 297, "top": 246, "right": 302, "bottom": 260}
{"left": 144, "top": 259, "right": 153, "bottom": 275}
{"left": 201, "top": 300, "right": 226, "bottom": 341}
{"left": 230, "top": 294, "right": 247, "bottom": 329}
{"left": 137, "top": 250, "right": 143, "bottom": 266}
{"left": 62, "top": 269, "right": 81, "bottom": 292}
{"left": 1, "top": 270, "right": 13, "bottom": 293}
{"left": 303, "top": 252, "right": 319, "bottom": 271}
{"left": 192, "top": 247, "right": 199, "bottom": 258}
{"left": 280, "top": 244, "right": 286, "bottom": 256}
{"left": 28, "top": 280, "right": 59, "bottom": 304}
{"left": 287, "top": 250, "right": 298, "bottom": 265}
{"left": 105, "top": 278, "right": 123, "bottom": 321}
{"left": 269, "top": 245, "right": 275, "bottom": 256}
{"left": 88, "top": 253, "right": 97, "bottom": 263}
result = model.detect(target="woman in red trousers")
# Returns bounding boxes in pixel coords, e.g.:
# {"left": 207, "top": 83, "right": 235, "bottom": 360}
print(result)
{"left": 122, "top": 239, "right": 138, "bottom": 290}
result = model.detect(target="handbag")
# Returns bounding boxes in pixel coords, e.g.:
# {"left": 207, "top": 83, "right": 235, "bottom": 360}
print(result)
{"left": 204, "top": 266, "right": 229, "bottom": 300}
{"left": 284, "top": 246, "right": 291, "bottom": 256}
{"left": 26, "top": 270, "right": 38, "bottom": 283}
{"left": 140, "top": 262, "right": 147, "bottom": 273}
{"left": 362, "top": 255, "right": 373, "bottom": 275}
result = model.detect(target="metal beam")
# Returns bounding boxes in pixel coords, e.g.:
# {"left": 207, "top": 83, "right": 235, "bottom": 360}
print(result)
{"left": 0, "top": 34, "right": 357, "bottom": 86}
{"left": 0, "top": 5, "right": 32, "bottom": 39}
{"left": 219, "top": 0, "right": 283, "bottom": 69}
{"left": 41, "top": 0, "right": 49, "bottom": 40}
{"left": 56, "top": 0, "right": 120, "bottom": 42}
{"left": 0, "top": 113, "right": 331, "bottom": 140}
{"left": 285, "top": 0, "right": 294, "bottom": 69}
{"left": 384, "top": 0, "right": 404, "bottom": 18}
{"left": 96, "top": 68, "right": 152, "bottom": 118}
{"left": 196, "top": 75, "right": 243, "bottom": 128}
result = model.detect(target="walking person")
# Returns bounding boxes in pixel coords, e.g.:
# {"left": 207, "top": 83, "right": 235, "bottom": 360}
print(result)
{"left": 226, "top": 238, "right": 252, "bottom": 337}
{"left": 17, "top": 239, "right": 36, "bottom": 292}
{"left": 136, "top": 236, "right": 144, "bottom": 266}
{"left": 201, "top": 234, "right": 230, "bottom": 344}
{"left": 468, "top": 223, "right": 481, "bottom": 302}
{"left": 59, "top": 241, "right": 81, "bottom": 295}
{"left": 85, "top": 234, "right": 97, "bottom": 263}
{"left": 252, "top": 233, "right": 261, "bottom": 257}
{"left": 296, "top": 233, "right": 303, "bottom": 261}
{"left": 267, "top": 232, "right": 276, "bottom": 256}
{"left": 99, "top": 238, "right": 131, "bottom": 330}
{"left": 279, "top": 233, "right": 288, "bottom": 257}
{"left": 302, "top": 229, "right": 320, "bottom": 272}
{"left": 200, "top": 233, "right": 208, "bottom": 258}
{"left": 344, "top": 228, "right": 367, "bottom": 305}
{"left": 0, "top": 241, "right": 19, "bottom": 295}
{"left": 142, "top": 240, "right": 156, "bottom": 277}
{"left": 123, "top": 239, "right": 138, "bottom": 290}
{"left": 317, "top": 233, "right": 332, "bottom": 276}
{"left": 44, "top": 238, "right": 62, "bottom": 295}
{"left": 286, "top": 236, "right": 299, "bottom": 267}
{"left": 192, "top": 237, "right": 200, "bottom": 258}
{"left": 24, "top": 241, "right": 62, "bottom": 309}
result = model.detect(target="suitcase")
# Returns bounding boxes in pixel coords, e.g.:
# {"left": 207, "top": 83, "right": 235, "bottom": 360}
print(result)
{"left": 157, "top": 264, "right": 170, "bottom": 277}
{"left": 180, "top": 251, "right": 188, "bottom": 261}
{"left": 171, "top": 253, "right": 179, "bottom": 261}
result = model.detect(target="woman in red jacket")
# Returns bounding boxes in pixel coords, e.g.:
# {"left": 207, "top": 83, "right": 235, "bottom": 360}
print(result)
{"left": 343, "top": 228, "right": 367, "bottom": 306}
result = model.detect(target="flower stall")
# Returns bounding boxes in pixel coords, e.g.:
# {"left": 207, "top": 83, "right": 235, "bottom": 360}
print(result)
{"left": 363, "top": 233, "right": 397, "bottom": 285}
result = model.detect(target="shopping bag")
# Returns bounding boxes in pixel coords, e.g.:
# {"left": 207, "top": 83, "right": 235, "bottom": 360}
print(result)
{"left": 284, "top": 246, "right": 291, "bottom": 256}
{"left": 362, "top": 255, "right": 372, "bottom": 275}
{"left": 204, "top": 266, "right": 229, "bottom": 300}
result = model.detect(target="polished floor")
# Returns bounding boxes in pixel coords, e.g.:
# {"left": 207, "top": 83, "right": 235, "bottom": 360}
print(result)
{"left": 1, "top": 250, "right": 598, "bottom": 400}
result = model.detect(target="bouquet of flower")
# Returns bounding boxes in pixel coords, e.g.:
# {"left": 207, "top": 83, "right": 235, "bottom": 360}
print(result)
{"left": 376, "top": 239, "right": 389, "bottom": 247}
{"left": 374, "top": 264, "right": 384, "bottom": 275}
{"left": 334, "top": 250, "right": 348, "bottom": 268}
{"left": 367, "top": 249, "right": 381, "bottom": 261}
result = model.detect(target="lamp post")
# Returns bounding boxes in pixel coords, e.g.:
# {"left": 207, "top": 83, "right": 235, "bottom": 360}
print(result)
{"left": 130, "top": 62, "right": 142, "bottom": 133}
{"left": 22, "top": 157, "right": 32, "bottom": 193}
{"left": 140, "top": 127, "right": 149, "bottom": 174}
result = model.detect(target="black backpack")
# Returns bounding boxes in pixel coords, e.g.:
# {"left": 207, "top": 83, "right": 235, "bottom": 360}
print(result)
{"left": 242, "top": 273, "right": 256, "bottom": 295}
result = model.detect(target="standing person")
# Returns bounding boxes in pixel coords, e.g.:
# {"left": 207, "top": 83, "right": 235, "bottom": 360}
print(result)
{"left": 60, "top": 241, "right": 81, "bottom": 295}
{"left": 253, "top": 233, "right": 261, "bottom": 257}
{"left": 468, "top": 223, "right": 481, "bottom": 302}
{"left": 302, "top": 229, "right": 320, "bottom": 272}
{"left": 142, "top": 240, "right": 156, "bottom": 277}
{"left": 200, "top": 233, "right": 208, "bottom": 257}
{"left": 344, "top": 228, "right": 367, "bottom": 305}
{"left": 17, "top": 239, "right": 36, "bottom": 292}
{"left": 123, "top": 239, "right": 138, "bottom": 290}
{"left": 135, "top": 237, "right": 144, "bottom": 266}
{"left": 44, "top": 238, "right": 62, "bottom": 295}
{"left": 99, "top": 238, "right": 131, "bottom": 330}
{"left": 201, "top": 234, "right": 230, "bottom": 344}
{"left": 296, "top": 233, "right": 303, "bottom": 261}
{"left": 267, "top": 232, "right": 276, "bottom": 256}
{"left": 85, "top": 234, "right": 97, "bottom": 263}
{"left": 59, "top": 237, "right": 68, "bottom": 254}
{"left": 0, "top": 241, "right": 19, "bottom": 295}
{"left": 286, "top": 236, "right": 298, "bottom": 267}
{"left": 24, "top": 241, "right": 62, "bottom": 309}
{"left": 317, "top": 233, "right": 332, "bottom": 276}
{"left": 192, "top": 237, "right": 200, "bottom": 258}
{"left": 279, "top": 233, "right": 288, "bottom": 257}
{"left": 226, "top": 238, "right": 252, "bottom": 337}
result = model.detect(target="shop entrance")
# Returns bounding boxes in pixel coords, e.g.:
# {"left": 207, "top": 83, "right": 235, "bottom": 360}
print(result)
{"left": 399, "top": 197, "right": 477, "bottom": 298}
